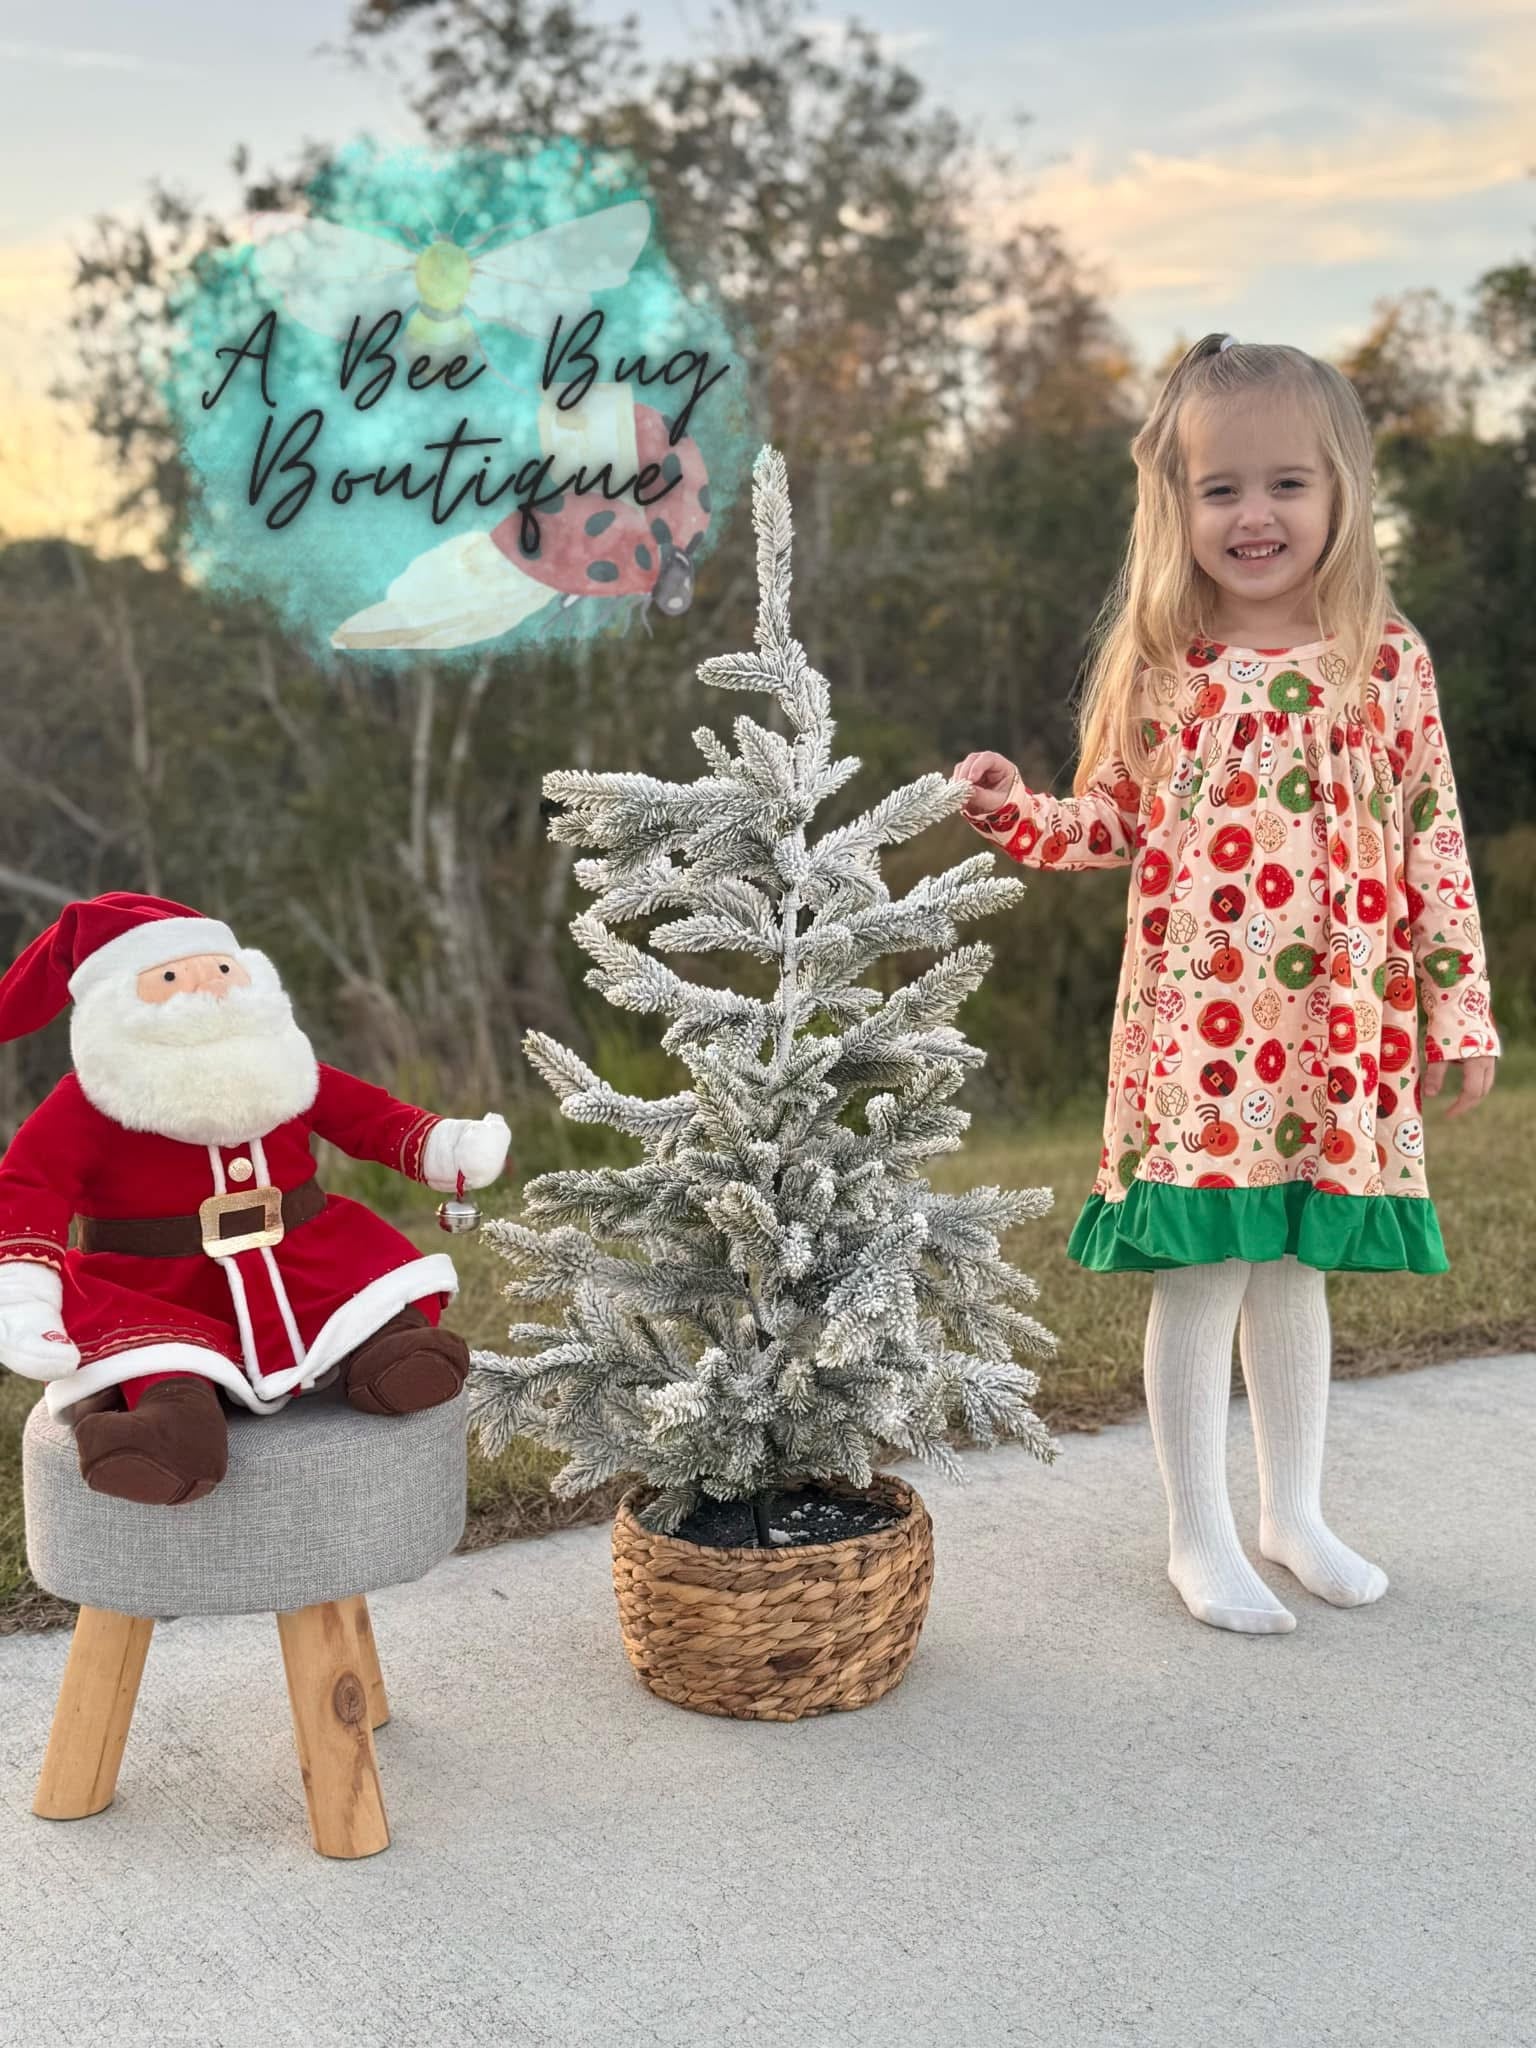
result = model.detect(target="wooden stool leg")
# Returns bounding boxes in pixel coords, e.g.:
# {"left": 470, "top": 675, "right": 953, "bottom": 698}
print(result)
{"left": 342, "top": 1593, "right": 389, "bottom": 1729}
{"left": 34, "top": 1607, "right": 155, "bottom": 1821}
{"left": 275, "top": 1600, "right": 389, "bottom": 1859}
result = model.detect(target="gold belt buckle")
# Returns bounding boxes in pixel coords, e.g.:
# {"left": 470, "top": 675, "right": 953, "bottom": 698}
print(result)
{"left": 199, "top": 1186, "right": 285, "bottom": 1259}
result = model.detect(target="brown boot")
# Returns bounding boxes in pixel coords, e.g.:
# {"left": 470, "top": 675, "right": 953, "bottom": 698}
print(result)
{"left": 75, "top": 1376, "right": 229, "bottom": 1507}
{"left": 340, "top": 1307, "right": 470, "bottom": 1417}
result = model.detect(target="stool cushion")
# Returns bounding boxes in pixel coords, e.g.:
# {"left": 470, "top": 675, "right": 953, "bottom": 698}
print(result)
{"left": 23, "top": 1392, "right": 467, "bottom": 1616}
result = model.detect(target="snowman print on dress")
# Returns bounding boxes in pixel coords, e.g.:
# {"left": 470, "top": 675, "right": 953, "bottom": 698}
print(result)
{"left": 1241, "top": 1088, "right": 1276, "bottom": 1130}
{"left": 1394, "top": 1117, "right": 1425, "bottom": 1159}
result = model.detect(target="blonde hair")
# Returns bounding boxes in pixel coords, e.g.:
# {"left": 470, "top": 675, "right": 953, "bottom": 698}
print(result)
{"left": 1074, "top": 332, "right": 1397, "bottom": 794}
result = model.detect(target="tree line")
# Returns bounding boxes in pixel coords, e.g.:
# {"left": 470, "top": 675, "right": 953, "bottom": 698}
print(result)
{"left": 2, "top": 0, "right": 1532, "bottom": 1156}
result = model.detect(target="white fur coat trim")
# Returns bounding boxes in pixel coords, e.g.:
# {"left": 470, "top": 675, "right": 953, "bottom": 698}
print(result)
{"left": 43, "top": 1253, "right": 460, "bottom": 1417}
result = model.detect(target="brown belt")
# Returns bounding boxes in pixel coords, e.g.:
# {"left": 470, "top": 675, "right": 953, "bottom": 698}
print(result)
{"left": 77, "top": 1177, "right": 325, "bottom": 1258}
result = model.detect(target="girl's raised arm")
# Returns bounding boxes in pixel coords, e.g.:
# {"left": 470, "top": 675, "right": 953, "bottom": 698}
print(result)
{"left": 960, "top": 755, "right": 1143, "bottom": 871}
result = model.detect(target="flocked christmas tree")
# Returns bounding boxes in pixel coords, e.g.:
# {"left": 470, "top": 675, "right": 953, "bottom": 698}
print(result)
{"left": 468, "top": 446, "right": 1058, "bottom": 1536}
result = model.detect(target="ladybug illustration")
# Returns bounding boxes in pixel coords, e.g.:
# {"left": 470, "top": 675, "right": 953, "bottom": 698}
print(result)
{"left": 333, "top": 399, "right": 712, "bottom": 650}
{"left": 1196, "top": 999, "right": 1243, "bottom": 1048}
{"left": 491, "top": 403, "right": 710, "bottom": 633}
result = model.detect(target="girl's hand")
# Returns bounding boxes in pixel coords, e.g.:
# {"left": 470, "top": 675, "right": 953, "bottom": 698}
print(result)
{"left": 952, "top": 750, "right": 1020, "bottom": 818}
{"left": 1424, "top": 1054, "right": 1497, "bottom": 1119}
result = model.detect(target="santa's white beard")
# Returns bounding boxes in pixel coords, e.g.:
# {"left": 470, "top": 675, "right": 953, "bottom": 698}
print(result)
{"left": 70, "top": 950, "right": 320, "bottom": 1146}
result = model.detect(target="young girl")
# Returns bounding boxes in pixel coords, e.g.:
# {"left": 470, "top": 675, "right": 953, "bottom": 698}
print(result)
{"left": 953, "top": 332, "right": 1500, "bottom": 1636}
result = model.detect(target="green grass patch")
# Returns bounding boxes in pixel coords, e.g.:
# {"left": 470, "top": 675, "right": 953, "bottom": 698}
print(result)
{"left": 5, "top": 1064, "right": 1532, "bottom": 1632}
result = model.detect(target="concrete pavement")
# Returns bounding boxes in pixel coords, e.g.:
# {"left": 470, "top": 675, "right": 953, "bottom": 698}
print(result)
{"left": 2, "top": 1353, "right": 1532, "bottom": 2048}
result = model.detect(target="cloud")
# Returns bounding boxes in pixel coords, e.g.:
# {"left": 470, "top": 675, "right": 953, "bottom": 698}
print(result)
{"left": 800, "top": 17, "right": 937, "bottom": 60}
{"left": 969, "top": 10, "right": 1535, "bottom": 309}
{"left": 0, "top": 39, "right": 197, "bottom": 79}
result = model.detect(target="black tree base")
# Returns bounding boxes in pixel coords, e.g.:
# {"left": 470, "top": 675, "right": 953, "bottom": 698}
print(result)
{"left": 673, "top": 1484, "right": 904, "bottom": 1551}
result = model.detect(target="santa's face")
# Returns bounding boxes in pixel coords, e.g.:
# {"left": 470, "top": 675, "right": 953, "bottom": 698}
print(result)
{"left": 71, "top": 947, "right": 319, "bottom": 1146}
{"left": 136, "top": 951, "right": 252, "bottom": 1005}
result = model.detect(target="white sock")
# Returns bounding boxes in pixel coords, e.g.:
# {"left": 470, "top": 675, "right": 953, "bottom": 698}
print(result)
{"left": 1143, "top": 1261, "right": 1296, "bottom": 1635}
{"left": 1239, "top": 1257, "right": 1388, "bottom": 1608}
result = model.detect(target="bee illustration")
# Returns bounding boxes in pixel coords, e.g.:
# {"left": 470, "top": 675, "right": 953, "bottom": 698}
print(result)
{"left": 249, "top": 200, "right": 654, "bottom": 383}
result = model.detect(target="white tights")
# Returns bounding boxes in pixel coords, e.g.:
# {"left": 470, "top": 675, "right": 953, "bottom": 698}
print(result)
{"left": 1142, "top": 1255, "right": 1389, "bottom": 1634}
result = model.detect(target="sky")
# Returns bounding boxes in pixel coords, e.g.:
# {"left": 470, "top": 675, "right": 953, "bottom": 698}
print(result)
{"left": 1, "top": 0, "right": 1532, "bottom": 547}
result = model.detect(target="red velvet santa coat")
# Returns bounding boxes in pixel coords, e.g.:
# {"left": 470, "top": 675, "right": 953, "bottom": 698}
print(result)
{"left": 0, "top": 1064, "right": 459, "bottom": 1418}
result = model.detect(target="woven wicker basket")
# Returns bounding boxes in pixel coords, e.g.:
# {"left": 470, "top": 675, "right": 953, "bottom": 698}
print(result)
{"left": 611, "top": 1472, "right": 935, "bottom": 1721}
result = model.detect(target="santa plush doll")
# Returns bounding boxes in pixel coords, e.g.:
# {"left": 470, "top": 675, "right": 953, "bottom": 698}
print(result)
{"left": 0, "top": 892, "right": 509, "bottom": 1507}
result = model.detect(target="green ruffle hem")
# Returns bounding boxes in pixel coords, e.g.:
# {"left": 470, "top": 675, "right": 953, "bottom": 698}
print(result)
{"left": 1067, "top": 1179, "right": 1448, "bottom": 1275}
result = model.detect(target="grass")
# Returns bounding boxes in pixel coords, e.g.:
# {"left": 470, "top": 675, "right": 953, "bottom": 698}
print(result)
{"left": 5, "top": 1063, "right": 1533, "bottom": 1633}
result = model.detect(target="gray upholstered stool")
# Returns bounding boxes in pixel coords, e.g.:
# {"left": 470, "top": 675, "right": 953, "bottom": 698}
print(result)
{"left": 23, "top": 1390, "right": 467, "bottom": 1858}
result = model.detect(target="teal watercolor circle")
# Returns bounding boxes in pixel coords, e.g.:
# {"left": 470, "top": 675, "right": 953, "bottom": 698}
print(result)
{"left": 166, "top": 137, "right": 758, "bottom": 665}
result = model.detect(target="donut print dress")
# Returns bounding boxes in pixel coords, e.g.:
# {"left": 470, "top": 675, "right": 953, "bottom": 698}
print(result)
{"left": 967, "top": 621, "right": 1500, "bottom": 1273}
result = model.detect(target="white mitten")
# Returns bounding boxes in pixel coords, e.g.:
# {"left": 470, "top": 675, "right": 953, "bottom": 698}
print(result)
{"left": 422, "top": 1112, "right": 511, "bottom": 1193}
{"left": 0, "top": 1263, "right": 81, "bottom": 1381}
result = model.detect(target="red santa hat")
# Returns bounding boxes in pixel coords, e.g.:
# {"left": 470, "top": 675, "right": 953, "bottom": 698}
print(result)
{"left": 0, "top": 893, "right": 241, "bottom": 1042}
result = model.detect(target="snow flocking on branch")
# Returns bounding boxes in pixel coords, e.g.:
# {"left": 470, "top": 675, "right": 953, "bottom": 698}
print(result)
{"left": 468, "top": 445, "right": 1059, "bottom": 1533}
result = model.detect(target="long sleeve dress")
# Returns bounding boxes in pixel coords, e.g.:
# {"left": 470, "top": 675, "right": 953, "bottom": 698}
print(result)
{"left": 965, "top": 621, "right": 1500, "bottom": 1273}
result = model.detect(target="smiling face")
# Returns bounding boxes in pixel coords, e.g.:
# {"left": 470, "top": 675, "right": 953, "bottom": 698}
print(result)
{"left": 1181, "top": 395, "right": 1333, "bottom": 641}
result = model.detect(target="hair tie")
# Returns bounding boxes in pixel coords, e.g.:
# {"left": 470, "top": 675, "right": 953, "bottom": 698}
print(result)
{"left": 1219, "top": 335, "right": 1239, "bottom": 351}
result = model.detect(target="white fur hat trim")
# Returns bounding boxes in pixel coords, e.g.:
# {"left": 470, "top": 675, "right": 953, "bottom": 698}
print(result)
{"left": 67, "top": 917, "right": 240, "bottom": 1002}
